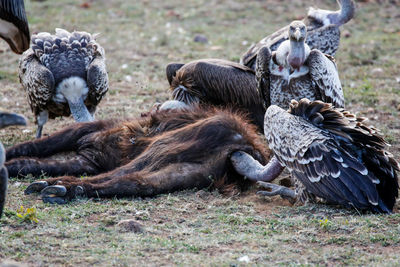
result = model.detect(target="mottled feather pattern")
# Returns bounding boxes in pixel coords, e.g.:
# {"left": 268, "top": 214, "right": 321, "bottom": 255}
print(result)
{"left": 307, "top": 50, "right": 344, "bottom": 108}
{"left": 30, "top": 29, "right": 103, "bottom": 84}
{"left": 264, "top": 99, "right": 399, "bottom": 213}
{"left": 255, "top": 47, "right": 271, "bottom": 108}
{"left": 19, "top": 50, "right": 54, "bottom": 115}
{"left": 19, "top": 28, "right": 108, "bottom": 121}
{"left": 240, "top": 3, "right": 345, "bottom": 70}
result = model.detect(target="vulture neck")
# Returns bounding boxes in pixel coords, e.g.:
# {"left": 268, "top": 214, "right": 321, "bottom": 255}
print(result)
{"left": 55, "top": 77, "right": 94, "bottom": 122}
{"left": 288, "top": 39, "right": 309, "bottom": 71}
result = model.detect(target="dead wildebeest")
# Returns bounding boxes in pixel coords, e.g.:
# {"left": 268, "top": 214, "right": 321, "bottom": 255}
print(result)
{"left": 6, "top": 103, "right": 270, "bottom": 204}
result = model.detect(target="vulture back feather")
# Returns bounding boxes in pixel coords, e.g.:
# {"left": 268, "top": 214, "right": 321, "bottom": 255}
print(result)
{"left": 265, "top": 99, "right": 399, "bottom": 213}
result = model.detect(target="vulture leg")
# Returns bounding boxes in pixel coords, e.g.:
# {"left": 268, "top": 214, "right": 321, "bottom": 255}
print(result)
{"left": 36, "top": 110, "right": 48, "bottom": 139}
{"left": 257, "top": 181, "right": 296, "bottom": 201}
{"left": 230, "top": 152, "right": 284, "bottom": 182}
{"left": 25, "top": 162, "right": 215, "bottom": 204}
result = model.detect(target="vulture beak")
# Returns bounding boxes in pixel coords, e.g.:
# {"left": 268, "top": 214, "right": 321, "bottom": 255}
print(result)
{"left": 0, "top": 0, "right": 30, "bottom": 54}
{"left": 293, "top": 28, "right": 301, "bottom": 42}
{"left": 0, "top": 112, "right": 27, "bottom": 129}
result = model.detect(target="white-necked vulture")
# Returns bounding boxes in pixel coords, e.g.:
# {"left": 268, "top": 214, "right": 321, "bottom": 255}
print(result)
{"left": 256, "top": 20, "right": 344, "bottom": 110}
{"left": 19, "top": 28, "right": 109, "bottom": 138}
{"left": 230, "top": 99, "right": 399, "bottom": 213}
{"left": 241, "top": 0, "right": 355, "bottom": 70}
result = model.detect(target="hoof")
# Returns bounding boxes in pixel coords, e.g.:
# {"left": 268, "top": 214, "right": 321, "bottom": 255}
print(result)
{"left": 74, "top": 186, "right": 85, "bottom": 196}
{"left": 25, "top": 181, "right": 48, "bottom": 195}
{"left": 41, "top": 185, "right": 67, "bottom": 197}
{"left": 42, "top": 196, "right": 67, "bottom": 205}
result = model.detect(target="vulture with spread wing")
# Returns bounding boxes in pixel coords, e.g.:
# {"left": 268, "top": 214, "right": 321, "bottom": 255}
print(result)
{"left": 231, "top": 99, "right": 399, "bottom": 213}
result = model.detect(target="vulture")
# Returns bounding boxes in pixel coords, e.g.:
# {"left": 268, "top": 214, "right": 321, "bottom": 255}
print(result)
{"left": 0, "top": 0, "right": 29, "bottom": 218}
{"left": 231, "top": 99, "right": 399, "bottom": 213}
{"left": 241, "top": 0, "right": 355, "bottom": 70}
{"left": 166, "top": 59, "right": 266, "bottom": 131}
{"left": 0, "top": 0, "right": 30, "bottom": 54}
{"left": 0, "top": 111, "right": 26, "bottom": 218}
{"left": 19, "top": 28, "right": 109, "bottom": 138}
{"left": 256, "top": 20, "right": 344, "bottom": 110}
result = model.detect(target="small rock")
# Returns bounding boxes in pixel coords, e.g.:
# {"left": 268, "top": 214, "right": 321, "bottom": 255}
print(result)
{"left": 238, "top": 255, "right": 250, "bottom": 263}
{"left": 343, "top": 30, "right": 351, "bottom": 38}
{"left": 124, "top": 75, "right": 132, "bottom": 82}
{"left": 117, "top": 219, "right": 144, "bottom": 233}
{"left": 241, "top": 40, "right": 248, "bottom": 46}
{"left": 370, "top": 68, "right": 384, "bottom": 77}
{"left": 397, "top": 104, "right": 400, "bottom": 111}
{"left": 193, "top": 34, "right": 208, "bottom": 44}
{"left": 121, "top": 64, "right": 128, "bottom": 69}
{"left": 0, "top": 260, "right": 28, "bottom": 267}
{"left": 396, "top": 77, "right": 400, "bottom": 83}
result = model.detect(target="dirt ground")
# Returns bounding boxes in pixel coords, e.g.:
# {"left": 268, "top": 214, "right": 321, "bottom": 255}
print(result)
{"left": 1, "top": 0, "right": 400, "bottom": 266}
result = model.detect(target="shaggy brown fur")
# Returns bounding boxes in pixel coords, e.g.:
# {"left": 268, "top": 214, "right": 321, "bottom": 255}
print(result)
{"left": 166, "top": 59, "right": 266, "bottom": 132}
{"left": 6, "top": 107, "right": 270, "bottom": 203}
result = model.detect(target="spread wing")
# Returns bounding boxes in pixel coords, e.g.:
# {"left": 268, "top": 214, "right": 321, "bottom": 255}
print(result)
{"left": 265, "top": 99, "right": 399, "bottom": 213}
{"left": 307, "top": 50, "right": 344, "bottom": 108}
{"left": 255, "top": 46, "right": 271, "bottom": 108}
{"left": 19, "top": 49, "right": 55, "bottom": 115}
{"left": 87, "top": 48, "right": 109, "bottom": 106}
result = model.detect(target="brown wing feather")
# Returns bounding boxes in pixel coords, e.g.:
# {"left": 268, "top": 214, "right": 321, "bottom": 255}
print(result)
{"left": 18, "top": 49, "right": 55, "bottom": 116}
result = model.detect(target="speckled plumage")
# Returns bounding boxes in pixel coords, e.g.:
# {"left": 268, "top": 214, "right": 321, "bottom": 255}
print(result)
{"left": 264, "top": 99, "right": 399, "bottom": 213}
{"left": 19, "top": 28, "right": 108, "bottom": 135}
{"left": 241, "top": 0, "right": 355, "bottom": 70}
{"left": 256, "top": 39, "right": 344, "bottom": 110}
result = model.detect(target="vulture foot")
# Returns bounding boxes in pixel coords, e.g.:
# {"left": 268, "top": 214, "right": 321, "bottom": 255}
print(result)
{"left": 257, "top": 181, "right": 296, "bottom": 201}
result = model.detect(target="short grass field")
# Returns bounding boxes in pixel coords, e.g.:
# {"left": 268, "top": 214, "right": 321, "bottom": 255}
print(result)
{"left": 1, "top": 0, "right": 400, "bottom": 266}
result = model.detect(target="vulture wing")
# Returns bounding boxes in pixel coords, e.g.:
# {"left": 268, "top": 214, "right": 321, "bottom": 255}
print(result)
{"left": 87, "top": 49, "right": 109, "bottom": 106}
{"left": 307, "top": 50, "right": 344, "bottom": 108}
{"left": 264, "top": 99, "right": 399, "bottom": 213}
{"left": 19, "top": 49, "right": 55, "bottom": 116}
{"left": 255, "top": 46, "right": 271, "bottom": 108}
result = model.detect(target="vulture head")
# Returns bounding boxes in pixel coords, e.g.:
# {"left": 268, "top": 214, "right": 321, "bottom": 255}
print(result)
{"left": 287, "top": 21, "right": 308, "bottom": 70}
{"left": 0, "top": 0, "right": 30, "bottom": 54}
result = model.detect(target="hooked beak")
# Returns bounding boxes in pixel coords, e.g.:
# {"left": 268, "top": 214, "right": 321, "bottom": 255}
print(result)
{"left": 293, "top": 28, "right": 301, "bottom": 41}
{"left": 0, "top": 112, "right": 27, "bottom": 129}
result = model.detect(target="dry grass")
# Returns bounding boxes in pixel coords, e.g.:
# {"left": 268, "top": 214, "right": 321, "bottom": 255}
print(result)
{"left": 1, "top": 0, "right": 400, "bottom": 266}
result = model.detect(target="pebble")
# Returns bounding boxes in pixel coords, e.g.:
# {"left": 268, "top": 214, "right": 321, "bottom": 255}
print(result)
{"left": 193, "top": 34, "right": 208, "bottom": 44}
{"left": 117, "top": 219, "right": 144, "bottom": 233}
